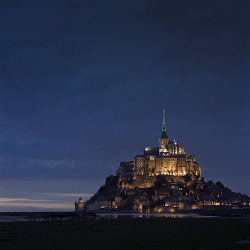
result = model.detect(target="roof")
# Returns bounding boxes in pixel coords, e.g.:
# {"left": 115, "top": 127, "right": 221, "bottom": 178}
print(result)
{"left": 160, "top": 131, "right": 168, "bottom": 138}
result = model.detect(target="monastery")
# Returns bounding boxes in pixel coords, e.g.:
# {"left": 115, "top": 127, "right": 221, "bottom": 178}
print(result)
{"left": 120, "top": 110, "right": 201, "bottom": 178}
{"left": 75, "top": 111, "right": 249, "bottom": 212}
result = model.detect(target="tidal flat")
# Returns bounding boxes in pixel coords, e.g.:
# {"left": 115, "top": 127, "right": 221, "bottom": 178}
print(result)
{"left": 0, "top": 215, "right": 249, "bottom": 250}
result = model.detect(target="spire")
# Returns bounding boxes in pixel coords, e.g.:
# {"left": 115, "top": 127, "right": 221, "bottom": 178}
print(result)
{"left": 160, "top": 110, "right": 168, "bottom": 139}
{"left": 162, "top": 110, "right": 166, "bottom": 131}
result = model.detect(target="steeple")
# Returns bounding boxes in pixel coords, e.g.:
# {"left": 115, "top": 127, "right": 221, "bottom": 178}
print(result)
{"left": 160, "top": 110, "right": 168, "bottom": 139}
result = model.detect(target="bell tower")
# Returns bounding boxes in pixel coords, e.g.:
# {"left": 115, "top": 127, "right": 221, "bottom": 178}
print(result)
{"left": 159, "top": 110, "right": 169, "bottom": 150}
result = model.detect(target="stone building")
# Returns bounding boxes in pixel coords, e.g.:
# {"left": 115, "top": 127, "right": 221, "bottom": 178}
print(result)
{"left": 74, "top": 197, "right": 85, "bottom": 212}
{"left": 77, "top": 110, "right": 249, "bottom": 212}
{"left": 76, "top": 110, "right": 250, "bottom": 212}
{"left": 117, "top": 110, "right": 201, "bottom": 181}
{"left": 87, "top": 197, "right": 113, "bottom": 211}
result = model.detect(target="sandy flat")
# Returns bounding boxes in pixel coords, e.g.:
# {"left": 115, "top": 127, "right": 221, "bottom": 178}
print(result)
{"left": 0, "top": 215, "right": 29, "bottom": 222}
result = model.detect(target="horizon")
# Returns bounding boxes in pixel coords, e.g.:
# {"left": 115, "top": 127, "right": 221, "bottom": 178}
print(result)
{"left": 0, "top": 0, "right": 249, "bottom": 212}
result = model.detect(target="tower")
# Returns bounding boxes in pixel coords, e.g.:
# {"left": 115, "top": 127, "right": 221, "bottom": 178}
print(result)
{"left": 159, "top": 110, "right": 169, "bottom": 149}
{"left": 75, "top": 197, "right": 85, "bottom": 212}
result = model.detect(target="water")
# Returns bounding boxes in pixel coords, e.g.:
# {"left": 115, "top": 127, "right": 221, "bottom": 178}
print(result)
{"left": 97, "top": 213, "right": 217, "bottom": 219}
{"left": 0, "top": 213, "right": 218, "bottom": 222}
{"left": 0, "top": 215, "right": 29, "bottom": 222}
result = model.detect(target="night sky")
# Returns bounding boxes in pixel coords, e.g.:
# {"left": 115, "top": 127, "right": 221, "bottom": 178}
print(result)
{"left": 0, "top": 0, "right": 249, "bottom": 211}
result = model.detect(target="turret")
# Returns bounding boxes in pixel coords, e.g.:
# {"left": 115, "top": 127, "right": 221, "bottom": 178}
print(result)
{"left": 192, "top": 153, "right": 196, "bottom": 162}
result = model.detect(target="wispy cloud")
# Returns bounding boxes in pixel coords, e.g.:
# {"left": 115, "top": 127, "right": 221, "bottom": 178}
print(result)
{"left": 0, "top": 178, "right": 99, "bottom": 211}
{"left": 40, "top": 193, "right": 93, "bottom": 197}
{"left": 0, "top": 198, "right": 51, "bottom": 202}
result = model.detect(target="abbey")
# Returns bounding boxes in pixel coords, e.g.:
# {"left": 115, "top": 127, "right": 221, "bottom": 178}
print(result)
{"left": 75, "top": 110, "right": 249, "bottom": 213}
{"left": 130, "top": 110, "right": 200, "bottom": 177}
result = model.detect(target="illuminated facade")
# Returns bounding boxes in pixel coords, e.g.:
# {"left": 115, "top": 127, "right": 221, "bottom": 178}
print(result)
{"left": 83, "top": 110, "right": 249, "bottom": 212}
{"left": 75, "top": 197, "right": 85, "bottom": 212}
{"left": 118, "top": 110, "right": 201, "bottom": 179}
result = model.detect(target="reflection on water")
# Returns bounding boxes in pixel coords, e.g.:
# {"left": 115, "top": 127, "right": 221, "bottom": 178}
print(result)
{"left": 0, "top": 215, "right": 29, "bottom": 222}
{"left": 97, "top": 213, "right": 211, "bottom": 219}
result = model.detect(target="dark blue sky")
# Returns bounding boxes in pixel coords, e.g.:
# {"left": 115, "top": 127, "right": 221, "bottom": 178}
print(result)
{"left": 0, "top": 0, "right": 249, "bottom": 211}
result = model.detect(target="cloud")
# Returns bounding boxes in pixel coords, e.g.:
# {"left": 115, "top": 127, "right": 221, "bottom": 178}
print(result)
{"left": 0, "top": 177, "right": 99, "bottom": 211}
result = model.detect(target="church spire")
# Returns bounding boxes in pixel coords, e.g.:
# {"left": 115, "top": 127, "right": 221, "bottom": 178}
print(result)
{"left": 160, "top": 110, "right": 168, "bottom": 139}
{"left": 162, "top": 110, "right": 166, "bottom": 132}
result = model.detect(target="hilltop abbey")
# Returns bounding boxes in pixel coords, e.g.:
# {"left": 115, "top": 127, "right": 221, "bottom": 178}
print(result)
{"left": 75, "top": 111, "right": 249, "bottom": 212}
{"left": 120, "top": 110, "right": 201, "bottom": 179}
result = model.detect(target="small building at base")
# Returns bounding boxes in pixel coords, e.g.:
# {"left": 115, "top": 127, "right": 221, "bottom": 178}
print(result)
{"left": 74, "top": 197, "right": 85, "bottom": 212}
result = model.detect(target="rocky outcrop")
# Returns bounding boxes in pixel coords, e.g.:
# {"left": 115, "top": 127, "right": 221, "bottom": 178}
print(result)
{"left": 85, "top": 172, "right": 249, "bottom": 212}
{"left": 83, "top": 111, "right": 249, "bottom": 212}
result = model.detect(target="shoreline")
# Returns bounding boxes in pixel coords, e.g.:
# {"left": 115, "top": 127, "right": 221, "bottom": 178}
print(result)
{"left": 1, "top": 209, "right": 249, "bottom": 222}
